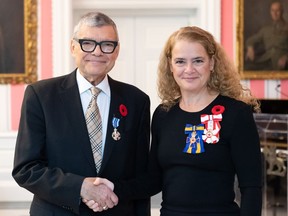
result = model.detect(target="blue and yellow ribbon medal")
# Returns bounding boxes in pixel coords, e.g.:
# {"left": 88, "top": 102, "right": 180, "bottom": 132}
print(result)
{"left": 183, "top": 124, "right": 205, "bottom": 154}
{"left": 112, "top": 117, "right": 121, "bottom": 140}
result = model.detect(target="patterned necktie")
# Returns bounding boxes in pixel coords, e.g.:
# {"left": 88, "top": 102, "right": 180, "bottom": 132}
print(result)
{"left": 85, "top": 87, "right": 102, "bottom": 172}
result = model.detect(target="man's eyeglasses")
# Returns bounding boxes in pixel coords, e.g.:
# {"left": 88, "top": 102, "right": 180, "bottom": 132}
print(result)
{"left": 73, "top": 38, "right": 118, "bottom": 54}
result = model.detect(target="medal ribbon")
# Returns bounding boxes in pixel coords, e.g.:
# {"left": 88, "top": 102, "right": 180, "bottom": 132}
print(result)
{"left": 183, "top": 124, "right": 205, "bottom": 154}
{"left": 112, "top": 117, "right": 120, "bottom": 128}
{"left": 201, "top": 113, "right": 222, "bottom": 144}
{"left": 112, "top": 117, "right": 121, "bottom": 140}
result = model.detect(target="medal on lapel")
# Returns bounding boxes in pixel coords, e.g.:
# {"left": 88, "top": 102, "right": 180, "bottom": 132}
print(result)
{"left": 112, "top": 104, "right": 128, "bottom": 141}
{"left": 112, "top": 117, "right": 121, "bottom": 140}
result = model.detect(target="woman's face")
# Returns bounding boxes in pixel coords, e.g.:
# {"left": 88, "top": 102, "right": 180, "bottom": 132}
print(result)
{"left": 170, "top": 40, "right": 214, "bottom": 94}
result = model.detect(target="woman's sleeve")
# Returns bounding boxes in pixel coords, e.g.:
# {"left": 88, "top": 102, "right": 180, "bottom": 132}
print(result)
{"left": 230, "top": 105, "right": 263, "bottom": 216}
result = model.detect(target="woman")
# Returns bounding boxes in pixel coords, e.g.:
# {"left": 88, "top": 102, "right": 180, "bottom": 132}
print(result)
{"left": 146, "top": 26, "right": 263, "bottom": 216}
{"left": 87, "top": 26, "right": 263, "bottom": 216}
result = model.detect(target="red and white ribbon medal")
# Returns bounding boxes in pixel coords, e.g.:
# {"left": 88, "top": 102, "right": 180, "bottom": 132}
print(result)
{"left": 201, "top": 105, "right": 225, "bottom": 144}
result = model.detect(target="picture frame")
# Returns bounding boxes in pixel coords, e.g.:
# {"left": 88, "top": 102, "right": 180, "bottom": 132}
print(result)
{"left": 0, "top": 0, "right": 37, "bottom": 84}
{"left": 236, "top": 0, "right": 288, "bottom": 79}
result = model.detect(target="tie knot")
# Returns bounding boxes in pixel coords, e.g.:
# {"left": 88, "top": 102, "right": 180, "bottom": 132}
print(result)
{"left": 91, "top": 87, "right": 101, "bottom": 97}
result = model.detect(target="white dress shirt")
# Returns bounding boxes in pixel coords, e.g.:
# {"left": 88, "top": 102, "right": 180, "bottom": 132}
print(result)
{"left": 77, "top": 70, "right": 111, "bottom": 155}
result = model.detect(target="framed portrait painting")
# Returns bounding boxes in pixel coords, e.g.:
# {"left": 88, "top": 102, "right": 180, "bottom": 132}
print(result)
{"left": 236, "top": 0, "right": 288, "bottom": 79}
{"left": 0, "top": 0, "right": 37, "bottom": 84}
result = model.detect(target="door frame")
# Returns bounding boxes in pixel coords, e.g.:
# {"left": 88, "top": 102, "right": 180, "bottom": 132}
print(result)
{"left": 52, "top": 0, "right": 221, "bottom": 77}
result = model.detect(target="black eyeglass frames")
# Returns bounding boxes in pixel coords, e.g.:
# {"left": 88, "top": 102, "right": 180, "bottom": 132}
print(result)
{"left": 73, "top": 38, "right": 118, "bottom": 54}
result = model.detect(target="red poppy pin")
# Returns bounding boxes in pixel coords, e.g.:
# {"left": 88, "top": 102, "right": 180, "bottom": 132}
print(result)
{"left": 119, "top": 104, "right": 128, "bottom": 117}
{"left": 211, "top": 105, "right": 225, "bottom": 115}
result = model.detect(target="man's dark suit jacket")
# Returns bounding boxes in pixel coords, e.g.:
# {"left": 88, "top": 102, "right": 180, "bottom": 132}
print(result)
{"left": 12, "top": 70, "right": 151, "bottom": 216}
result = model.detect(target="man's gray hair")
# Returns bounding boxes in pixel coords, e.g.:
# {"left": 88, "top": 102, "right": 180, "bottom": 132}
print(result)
{"left": 73, "top": 12, "right": 119, "bottom": 40}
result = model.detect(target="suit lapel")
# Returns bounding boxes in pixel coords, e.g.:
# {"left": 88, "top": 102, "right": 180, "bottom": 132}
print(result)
{"left": 58, "top": 74, "right": 127, "bottom": 174}
{"left": 59, "top": 71, "right": 96, "bottom": 171}
{"left": 99, "top": 77, "right": 125, "bottom": 173}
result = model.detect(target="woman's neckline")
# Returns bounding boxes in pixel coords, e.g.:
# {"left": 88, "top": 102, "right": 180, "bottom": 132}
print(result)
{"left": 178, "top": 93, "right": 220, "bottom": 113}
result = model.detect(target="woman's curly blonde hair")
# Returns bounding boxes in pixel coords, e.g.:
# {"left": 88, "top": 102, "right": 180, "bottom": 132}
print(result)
{"left": 157, "top": 26, "right": 260, "bottom": 112}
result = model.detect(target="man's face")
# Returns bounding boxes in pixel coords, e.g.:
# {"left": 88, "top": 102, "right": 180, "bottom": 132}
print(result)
{"left": 270, "top": 2, "right": 283, "bottom": 21}
{"left": 70, "top": 25, "right": 119, "bottom": 85}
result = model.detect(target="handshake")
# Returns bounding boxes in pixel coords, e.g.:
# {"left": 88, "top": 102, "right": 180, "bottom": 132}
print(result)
{"left": 80, "top": 177, "right": 118, "bottom": 212}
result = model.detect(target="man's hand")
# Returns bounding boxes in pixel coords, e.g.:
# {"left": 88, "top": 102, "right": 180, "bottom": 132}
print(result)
{"left": 93, "top": 177, "right": 114, "bottom": 190}
{"left": 80, "top": 177, "right": 118, "bottom": 212}
{"left": 245, "top": 46, "right": 255, "bottom": 61}
{"left": 278, "top": 55, "right": 288, "bottom": 69}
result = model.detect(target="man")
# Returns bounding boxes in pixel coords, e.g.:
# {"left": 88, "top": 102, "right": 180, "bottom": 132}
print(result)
{"left": 12, "top": 12, "right": 151, "bottom": 216}
{"left": 245, "top": 0, "right": 288, "bottom": 70}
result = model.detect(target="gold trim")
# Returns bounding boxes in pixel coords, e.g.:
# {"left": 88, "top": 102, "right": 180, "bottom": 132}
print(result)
{"left": 261, "top": 142, "right": 287, "bottom": 148}
{"left": 236, "top": 0, "right": 288, "bottom": 79}
{"left": 0, "top": 0, "right": 37, "bottom": 84}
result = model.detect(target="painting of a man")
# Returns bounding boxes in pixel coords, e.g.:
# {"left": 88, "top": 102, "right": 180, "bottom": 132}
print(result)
{"left": 0, "top": 24, "right": 5, "bottom": 72}
{"left": 0, "top": 0, "right": 25, "bottom": 74}
{"left": 244, "top": 0, "right": 288, "bottom": 71}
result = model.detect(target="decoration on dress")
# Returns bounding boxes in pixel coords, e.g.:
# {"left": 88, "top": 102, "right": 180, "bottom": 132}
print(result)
{"left": 201, "top": 105, "right": 225, "bottom": 144}
{"left": 183, "top": 124, "right": 205, "bottom": 154}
